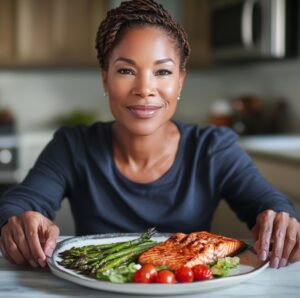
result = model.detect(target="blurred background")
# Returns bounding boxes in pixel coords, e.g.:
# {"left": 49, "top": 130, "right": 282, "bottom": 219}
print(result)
{"left": 0, "top": 0, "right": 300, "bottom": 237}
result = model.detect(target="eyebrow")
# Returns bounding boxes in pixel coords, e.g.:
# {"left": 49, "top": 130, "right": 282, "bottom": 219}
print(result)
{"left": 114, "top": 57, "right": 175, "bottom": 65}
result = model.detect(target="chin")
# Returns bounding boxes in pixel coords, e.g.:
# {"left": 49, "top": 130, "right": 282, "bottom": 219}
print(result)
{"left": 125, "top": 120, "right": 164, "bottom": 136}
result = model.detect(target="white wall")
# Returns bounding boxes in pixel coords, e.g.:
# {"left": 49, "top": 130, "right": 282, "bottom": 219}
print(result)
{"left": 176, "top": 59, "right": 300, "bottom": 133}
{"left": 0, "top": 69, "right": 112, "bottom": 131}
{"left": 1, "top": 57, "right": 300, "bottom": 133}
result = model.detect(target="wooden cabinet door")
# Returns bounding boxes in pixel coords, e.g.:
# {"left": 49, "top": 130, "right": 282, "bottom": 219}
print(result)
{"left": 51, "top": 0, "right": 91, "bottom": 64}
{"left": 0, "top": 0, "right": 16, "bottom": 64}
{"left": 16, "top": 0, "right": 53, "bottom": 64}
{"left": 12, "top": 0, "right": 106, "bottom": 66}
{"left": 88, "top": 0, "right": 107, "bottom": 64}
{"left": 51, "top": 0, "right": 106, "bottom": 65}
{"left": 182, "top": 0, "right": 212, "bottom": 68}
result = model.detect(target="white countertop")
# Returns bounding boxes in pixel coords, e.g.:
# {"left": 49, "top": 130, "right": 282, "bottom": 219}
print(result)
{"left": 239, "top": 135, "right": 300, "bottom": 164}
{"left": 1, "top": 238, "right": 300, "bottom": 298}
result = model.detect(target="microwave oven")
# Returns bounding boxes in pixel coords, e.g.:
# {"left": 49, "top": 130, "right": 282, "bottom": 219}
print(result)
{"left": 211, "top": 0, "right": 298, "bottom": 62}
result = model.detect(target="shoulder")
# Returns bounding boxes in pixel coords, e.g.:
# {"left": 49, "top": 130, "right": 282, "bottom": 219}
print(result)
{"left": 53, "top": 121, "right": 111, "bottom": 143}
{"left": 48, "top": 122, "right": 112, "bottom": 157}
{"left": 176, "top": 121, "right": 239, "bottom": 157}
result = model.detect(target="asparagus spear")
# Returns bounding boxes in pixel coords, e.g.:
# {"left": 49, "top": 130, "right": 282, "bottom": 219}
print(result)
{"left": 59, "top": 228, "right": 158, "bottom": 277}
{"left": 100, "top": 228, "right": 156, "bottom": 256}
{"left": 96, "top": 242, "right": 157, "bottom": 275}
{"left": 89, "top": 241, "right": 156, "bottom": 275}
{"left": 59, "top": 242, "right": 127, "bottom": 257}
{"left": 59, "top": 227, "right": 156, "bottom": 258}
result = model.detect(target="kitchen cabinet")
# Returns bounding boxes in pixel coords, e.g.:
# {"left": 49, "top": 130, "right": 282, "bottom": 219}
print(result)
{"left": 250, "top": 154, "right": 300, "bottom": 204}
{"left": 182, "top": 0, "right": 212, "bottom": 68}
{"left": 211, "top": 201, "right": 252, "bottom": 238}
{"left": 0, "top": 0, "right": 107, "bottom": 67}
{"left": 238, "top": 136, "right": 300, "bottom": 205}
{"left": 211, "top": 153, "right": 300, "bottom": 238}
{"left": 0, "top": 0, "right": 15, "bottom": 64}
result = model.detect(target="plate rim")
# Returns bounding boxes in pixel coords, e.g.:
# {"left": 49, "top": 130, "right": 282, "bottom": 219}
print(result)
{"left": 47, "top": 233, "right": 269, "bottom": 295}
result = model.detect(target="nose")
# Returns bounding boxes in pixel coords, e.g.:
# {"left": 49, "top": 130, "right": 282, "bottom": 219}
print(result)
{"left": 132, "top": 72, "right": 155, "bottom": 98}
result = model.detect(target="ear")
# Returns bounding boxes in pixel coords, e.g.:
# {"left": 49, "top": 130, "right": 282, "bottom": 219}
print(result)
{"left": 101, "top": 70, "right": 108, "bottom": 92}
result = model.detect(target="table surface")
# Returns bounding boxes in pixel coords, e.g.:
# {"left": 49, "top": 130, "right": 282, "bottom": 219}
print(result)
{"left": 1, "top": 238, "right": 300, "bottom": 298}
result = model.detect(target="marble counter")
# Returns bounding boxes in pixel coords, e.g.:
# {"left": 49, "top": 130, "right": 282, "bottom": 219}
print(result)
{"left": 238, "top": 135, "right": 300, "bottom": 165}
{"left": 1, "top": 250, "right": 300, "bottom": 298}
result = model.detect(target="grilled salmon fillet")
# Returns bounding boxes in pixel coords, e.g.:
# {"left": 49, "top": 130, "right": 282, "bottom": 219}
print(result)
{"left": 138, "top": 231, "right": 246, "bottom": 271}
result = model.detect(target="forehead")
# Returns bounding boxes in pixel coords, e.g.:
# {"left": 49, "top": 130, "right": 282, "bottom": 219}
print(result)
{"left": 109, "top": 26, "right": 180, "bottom": 64}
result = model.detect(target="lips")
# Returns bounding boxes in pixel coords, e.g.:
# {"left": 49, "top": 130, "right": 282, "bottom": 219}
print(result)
{"left": 127, "top": 105, "right": 163, "bottom": 118}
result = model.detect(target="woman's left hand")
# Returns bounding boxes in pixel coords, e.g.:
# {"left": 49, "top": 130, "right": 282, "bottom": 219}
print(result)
{"left": 252, "top": 209, "right": 300, "bottom": 268}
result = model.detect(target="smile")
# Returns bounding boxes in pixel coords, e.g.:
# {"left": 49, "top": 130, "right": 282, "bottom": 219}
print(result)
{"left": 127, "top": 105, "right": 163, "bottom": 119}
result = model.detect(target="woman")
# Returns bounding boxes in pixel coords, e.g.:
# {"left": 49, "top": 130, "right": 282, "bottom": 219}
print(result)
{"left": 0, "top": 0, "right": 299, "bottom": 270}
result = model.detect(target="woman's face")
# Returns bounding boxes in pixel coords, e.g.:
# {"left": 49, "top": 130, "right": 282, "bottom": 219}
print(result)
{"left": 102, "top": 26, "right": 186, "bottom": 136}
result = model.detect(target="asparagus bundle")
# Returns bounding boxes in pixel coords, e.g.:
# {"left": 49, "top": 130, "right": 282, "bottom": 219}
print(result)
{"left": 58, "top": 228, "right": 158, "bottom": 278}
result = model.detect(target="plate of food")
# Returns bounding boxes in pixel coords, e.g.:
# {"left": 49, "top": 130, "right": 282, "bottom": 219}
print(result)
{"left": 47, "top": 228, "right": 269, "bottom": 295}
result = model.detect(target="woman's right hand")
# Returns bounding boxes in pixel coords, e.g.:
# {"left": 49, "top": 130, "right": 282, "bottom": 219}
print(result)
{"left": 0, "top": 211, "right": 60, "bottom": 268}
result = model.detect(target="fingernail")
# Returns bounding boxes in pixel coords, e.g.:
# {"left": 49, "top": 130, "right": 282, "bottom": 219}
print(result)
{"left": 259, "top": 250, "right": 267, "bottom": 261}
{"left": 279, "top": 258, "right": 287, "bottom": 268}
{"left": 29, "top": 260, "right": 38, "bottom": 268}
{"left": 272, "top": 257, "right": 279, "bottom": 268}
{"left": 38, "top": 258, "right": 46, "bottom": 267}
{"left": 45, "top": 247, "right": 54, "bottom": 257}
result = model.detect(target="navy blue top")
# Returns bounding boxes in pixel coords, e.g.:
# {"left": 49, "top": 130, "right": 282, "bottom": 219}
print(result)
{"left": 0, "top": 121, "right": 299, "bottom": 235}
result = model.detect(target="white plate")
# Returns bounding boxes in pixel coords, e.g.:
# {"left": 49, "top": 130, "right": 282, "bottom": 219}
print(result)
{"left": 47, "top": 233, "right": 269, "bottom": 295}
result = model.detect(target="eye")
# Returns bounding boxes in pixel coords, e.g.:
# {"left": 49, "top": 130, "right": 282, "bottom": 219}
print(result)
{"left": 117, "top": 68, "right": 135, "bottom": 75}
{"left": 156, "top": 69, "right": 172, "bottom": 76}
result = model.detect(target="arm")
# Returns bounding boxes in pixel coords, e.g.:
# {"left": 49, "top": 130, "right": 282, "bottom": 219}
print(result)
{"left": 0, "top": 128, "right": 74, "bottom": 267}
{"left": 210, "top": 128, "right": 300, "bottom": 268}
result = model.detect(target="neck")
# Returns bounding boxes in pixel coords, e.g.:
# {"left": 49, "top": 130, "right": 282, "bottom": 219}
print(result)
{"left": 112, "top": 121, "right": 177, "bottom": 168}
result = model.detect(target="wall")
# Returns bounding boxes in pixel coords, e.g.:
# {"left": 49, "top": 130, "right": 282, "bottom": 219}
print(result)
{"left": 1, "top": 57, "right": 300, "bottom": 133}
{"left": 178, "top": 60, "right": 300, "bottom": 133}
{"left": 0, "top": 69, "right": 110, "bottom": 131}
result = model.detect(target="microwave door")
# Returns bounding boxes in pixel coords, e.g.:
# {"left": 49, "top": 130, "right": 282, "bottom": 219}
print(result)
{"left": 212, "top": 0, "right": 285, "bottom": 61}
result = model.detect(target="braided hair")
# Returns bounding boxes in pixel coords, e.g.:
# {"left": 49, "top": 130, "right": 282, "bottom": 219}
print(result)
{"left": 95, "top": 0, "right": 190, "bottom": 70}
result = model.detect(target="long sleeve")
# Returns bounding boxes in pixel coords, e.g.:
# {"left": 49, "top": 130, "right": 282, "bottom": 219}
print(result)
{"left": 0, "top": 128, "right": 73, "bottom": 228}
{"left": 210, "top": 128, "right": 300, "bottom": 230}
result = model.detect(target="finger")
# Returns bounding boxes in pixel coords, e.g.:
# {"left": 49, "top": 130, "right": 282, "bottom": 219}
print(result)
{"left": 1, "top": 225, "right": 27, "bottom": 265}
{"left": 43, "top": 224, "right": 59, "bottom": 257}
{"left": 257, "top": 210, "right": 276, "bottom": 261}
{"left": 24, "top": 221, "right": 46, "bottom": 267}
{"left": 288, "top": 228, "right": 300, "bottom": 263}
{"left": 270, "top": 212, "right": 289, "bottom": 268}
{"left": 8, "top": 217, "right": 38, "bottom": 268}
{"left": 0, "top": 237, "right": 15, "bottom": 264}
{"left": 279, "top": 218, "right": 298, "bottom": 267}
{"left": 251, "top": 225, "right": 259, "bottom": 253}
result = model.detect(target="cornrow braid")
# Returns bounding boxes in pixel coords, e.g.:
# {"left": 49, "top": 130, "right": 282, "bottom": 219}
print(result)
{"left": 95, "top": 0, "right": 190, "bottom": 70}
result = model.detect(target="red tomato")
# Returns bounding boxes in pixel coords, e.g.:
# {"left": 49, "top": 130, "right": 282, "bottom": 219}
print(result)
{"left": 175, "top": 266, "right": 194, "bottom": 283}
{"left": 192, "top": 264, "right": 212, "bottom": 281}
{"left": 134, "top": 264, "right": 157, "bottom": 283}
{"left": 156, "top": 270, "right": 176, "bottom": 284}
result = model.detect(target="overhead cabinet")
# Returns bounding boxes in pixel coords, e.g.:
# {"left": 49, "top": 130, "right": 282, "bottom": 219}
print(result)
{"left": 0, "top": 0, "right": 107, "bottom": 66}
{"left": 182, "top": 0, "right": 212, "bottom": 68}
{"left": 0, "top": 0, "right": 15, "bottom": 64}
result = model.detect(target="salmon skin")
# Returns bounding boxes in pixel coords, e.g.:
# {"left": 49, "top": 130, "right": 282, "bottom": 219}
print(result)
{"left": 138, "top": 231, "right": 246, "bottom": 271}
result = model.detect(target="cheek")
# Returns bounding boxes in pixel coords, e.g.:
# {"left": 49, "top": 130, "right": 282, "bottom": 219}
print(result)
{"left": 107, "top": 78, "right": 130, "bottom": 101}
{"left": 160, "top": 80, "right": 180, "bottom": 102}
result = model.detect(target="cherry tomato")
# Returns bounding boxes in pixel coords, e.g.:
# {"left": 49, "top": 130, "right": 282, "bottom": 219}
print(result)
{"left": 156, "top": 270, "right": 176, "bottom": 284}
{"left": 175, "top": 266, "right": 194, "bottom": 283}
{"left": 134, "top": 264, "right": 157, "bottom": 283}
{"left": 192, "top": 264, "right": 212, "bottom": 281}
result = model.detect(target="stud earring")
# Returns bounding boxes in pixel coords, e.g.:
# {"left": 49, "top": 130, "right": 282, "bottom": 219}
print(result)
{"left": 177, "top": 95, "right": 181, "bottom": 101}
{"left": 103, "top": 92, "right": 107, "bottom": 97}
